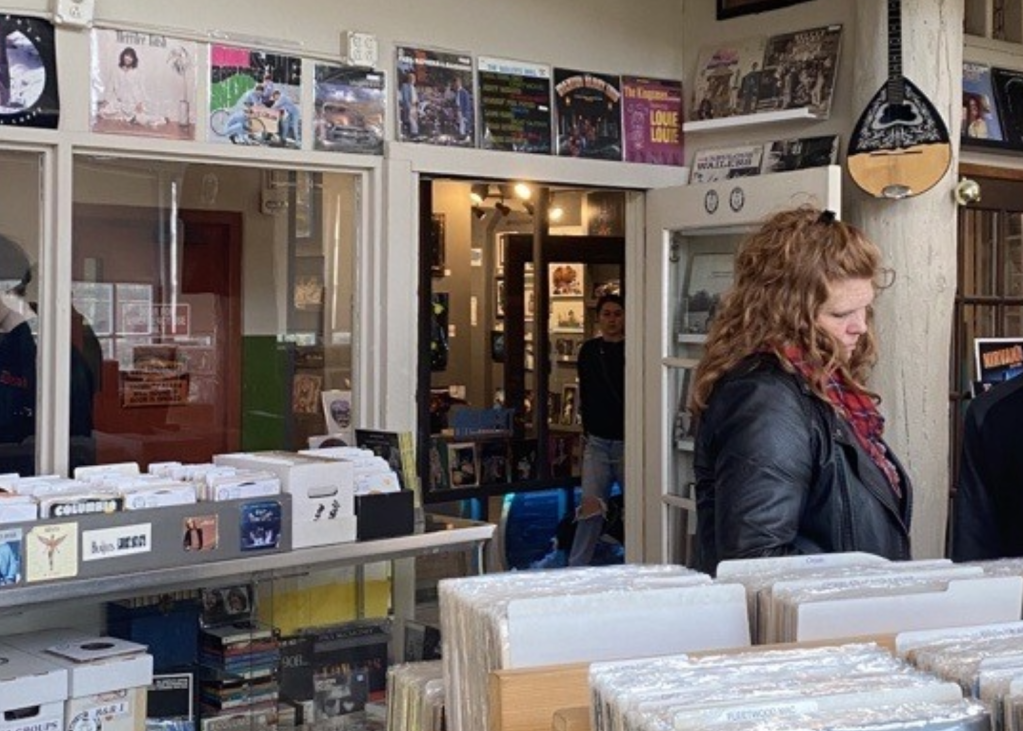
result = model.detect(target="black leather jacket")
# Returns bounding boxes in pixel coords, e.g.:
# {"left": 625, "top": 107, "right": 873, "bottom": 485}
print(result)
{"left": 693, "top": 354, "right": 912, "bottom": 575}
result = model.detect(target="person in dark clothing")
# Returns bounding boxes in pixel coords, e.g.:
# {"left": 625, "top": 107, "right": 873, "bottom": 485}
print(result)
{"left": 568, "top": 293, "right": 625, "bottom": 567}
{"left": 0, "top": 234, "right": 97, "bottom": 474}
{"left": 691, "top": 207, "right": 912, "bottom": 576}
{"left": 952, "top": 375, "right": 1023, "bottom": 561}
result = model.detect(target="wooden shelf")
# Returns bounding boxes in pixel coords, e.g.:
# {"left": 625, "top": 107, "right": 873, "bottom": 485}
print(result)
{"left": 683, "top": 107, "right": 824, "bottom": 134}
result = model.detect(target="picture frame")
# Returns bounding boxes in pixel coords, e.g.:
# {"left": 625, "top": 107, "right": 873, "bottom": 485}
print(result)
{"left": 524, "top": 277, "right": 536, "bottom": 321}
{"left": 490, "top": 329, "right": 506, "bottom": 362}
{"left": 553, "top": 334, "right": 583, "bottom": 363}
{"left": 447, "top": 442, "right": 479, "bottom": 488}
{"left": 716, "top": 0, "right": 813, "bottom": 20}
{"left": 495, "top": 276, "right": 506, "bottom": 318}
{"left": 550, "top": 299, "right": 584, "bottom": 333}
{"left": 495, "top": 233, "right": 507, "bottom": 274}
{"left": 430, "top": 213, "right": 446, "bottom": 277}
{"left": 560, "top": 383, "right": 579, "bottom": 425}
{"left": 549, "top": 262, "right": 585, "bottom": 297}
{"left": 681, "top": 252, "right": 735, "bottom": 336}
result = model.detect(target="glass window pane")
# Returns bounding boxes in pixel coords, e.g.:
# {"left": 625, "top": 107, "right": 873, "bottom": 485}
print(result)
{"left": 0, "top": 150, "right": 41, "bottom": 474}
{"left": 72, "top": 158, "right": 357, "bottom": 469}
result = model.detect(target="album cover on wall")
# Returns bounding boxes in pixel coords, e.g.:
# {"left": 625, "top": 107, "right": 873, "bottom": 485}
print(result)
{"left": 0, "top": 15, "right": 59, "bottom": 128}
{"left": 553, "top": 67, "right": 622, "bottom": 160}
{"left": 760, "top": 134, "right": 839, "bottom": 173}
{"left": 691, "top": 36, "right": 765, "bottom": 120}
{"left": 313, "top": 64, "right": 385, "bottom": 154}
{"left": 756, "top": 24, "right": 842, "bottom": 118}
{"left": 991, "top": 67, "right": 1023, "bottom": 150}
{"left": 478, "top": 55, "right": 552, "bottom": 154}
{"left": 396, "top": 45, "right": 475, "bottom": 147}
{"left": 962, "top": 61, "right": 1004, "bottom": 145}
{"left": 621, "top": 75, "right": 684, "bottom": 165}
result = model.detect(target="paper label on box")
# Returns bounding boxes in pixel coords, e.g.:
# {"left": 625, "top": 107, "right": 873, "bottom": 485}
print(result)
{"left": 6, "top": 714, "right": 61, "bottom": 731}
{"left": 26, "top": 523, "right": 78, "bottom": 582}
{"left": 82, "top": 524, "right": 152, "bottom": 561}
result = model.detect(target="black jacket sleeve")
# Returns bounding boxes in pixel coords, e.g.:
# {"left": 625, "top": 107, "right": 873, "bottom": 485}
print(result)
{"left": 952, "top": 400, "right": 999, "bottom": 561}
{"left": 701, "top": 372, "right": 817, "bottom": 562}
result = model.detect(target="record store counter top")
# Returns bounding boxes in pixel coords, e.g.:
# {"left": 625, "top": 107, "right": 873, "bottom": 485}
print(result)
{"left": 0, "top": 513, "right": 494, "bottom": 613}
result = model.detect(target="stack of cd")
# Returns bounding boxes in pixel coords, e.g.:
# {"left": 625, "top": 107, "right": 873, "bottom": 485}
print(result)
{"left": 386, "top": 661, "right": 445, "bottom": 731}
{"left": 589, "top": 642, "right": 987, "bottom": 731}
{"left": 438, "top": 564, "right": 750, "bottom": 731}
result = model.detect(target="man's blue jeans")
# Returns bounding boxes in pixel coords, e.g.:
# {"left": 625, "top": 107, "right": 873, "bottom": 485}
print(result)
{"left": 567, "top": 435, "right": 624, "bottom": 567}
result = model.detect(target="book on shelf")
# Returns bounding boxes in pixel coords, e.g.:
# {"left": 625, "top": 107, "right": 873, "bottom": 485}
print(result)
{"left": 681, "top": 252, "right": 735, "bottom": 336}
{"left": 756, "top": 24, "right": 842, "bottom": 118}
{"left": 691, "top": 36, "right": 766, "bottom": 120}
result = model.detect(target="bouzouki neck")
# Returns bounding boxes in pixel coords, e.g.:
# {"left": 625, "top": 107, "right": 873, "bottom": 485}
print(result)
{"left": 886, "top": 0, "right": 904, "bottom": 104}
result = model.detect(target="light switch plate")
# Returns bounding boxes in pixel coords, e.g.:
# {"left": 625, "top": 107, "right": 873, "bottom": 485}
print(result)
{"left": 53, "top": 0, "right": 95, "bottom": 27}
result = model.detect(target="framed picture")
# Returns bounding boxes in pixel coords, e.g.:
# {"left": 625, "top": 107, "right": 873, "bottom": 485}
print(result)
{"left": 550, "top": 299, "right": 584, "bottom": 333}
{"left": 490, "top": 329, "right": 506, "bottom": 362}
{"left": 524, "top": 277, "right": 536, "bottom": 321}
{"left": 549, "top": 262, "right": 585, "bottom": 297}
{"left": 447, "top": 442, "right": 479, "bottom": 488}
{"left": 560, "top": 383, "right": 579, "bottom": 425}
{"left": 495, "top": 276, "right": 506, "bottom": 318}
{"left": 716, "top": 0, "right": 813, "bottom": 20}
{"left": 553, "top": 334, "right": 582, "bottom": 363}
{"left": 430, "top": 213, "right": 446, "bottom": 277}
{"left": 495, "top": 233, "right": 507, "bottom": 274}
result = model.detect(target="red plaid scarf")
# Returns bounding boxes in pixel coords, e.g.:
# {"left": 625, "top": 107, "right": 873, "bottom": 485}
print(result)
{"left": 781, "top": 347, "right": 902, "bottom": 497}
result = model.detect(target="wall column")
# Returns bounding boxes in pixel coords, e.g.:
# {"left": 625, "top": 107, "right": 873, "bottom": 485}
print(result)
{"left": 850, "top": 0, "right": 963, "bottom": 559}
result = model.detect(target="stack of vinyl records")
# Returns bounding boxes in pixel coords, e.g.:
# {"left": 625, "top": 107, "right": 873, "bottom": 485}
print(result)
{"left": 897, "top": 621, "right": 1023, "bottom": 731}
{"left": 716, "top": 554, "right": 1023, "bottom": 644}
{"left": 198, "top": 621, "right": 281, "bottom": 729}
{"left": 588, "top": 642, "right": 988, "bottom": 731}
{"left": 439, "top": 564, "right": 750, "bottom": 731}
{"left": 386, "top": 661, "right": 445, "bottom": 731}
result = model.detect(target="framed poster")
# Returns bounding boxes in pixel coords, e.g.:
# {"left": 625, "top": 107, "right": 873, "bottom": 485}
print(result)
{"left": 716, "top": 0, "right": 814, "bottom": 20}
{"left": 550, "top": 300, "right": 584, "bottom": 333}
{"left": 974, "top": 337, "right": 1023, "bottom": 388}
{"left": 0, "top": 15, "right": 59, "bottom": 129}
{"left": 549, "top": 263, "right": 585, "bottom": 297}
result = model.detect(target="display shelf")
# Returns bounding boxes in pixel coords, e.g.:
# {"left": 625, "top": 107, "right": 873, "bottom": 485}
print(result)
{"left": 683, "top": 107, "right": 823, "bottom": 134}
{"left": 0, "top": 513, "right": 494, "bottom": 612}
{"left": 677, "top": 333, "right": 708, "bottom": 345}
{"left": 663, "top": 356, "right": 700, "bottom": 369}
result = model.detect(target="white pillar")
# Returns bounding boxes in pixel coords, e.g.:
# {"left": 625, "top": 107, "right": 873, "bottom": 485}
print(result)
{"left": 850, "top": 0, "right": 963, "bottom": 559}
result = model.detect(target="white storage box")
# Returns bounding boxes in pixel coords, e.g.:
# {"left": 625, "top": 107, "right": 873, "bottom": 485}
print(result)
{"left": 5, "top": 630, "right": 153, "bottom": 731}
{"left": 214, "top": 451, "right": 355, "bottom": 548}
{"left": 0, "top": 642, "right": 67, "bottom": 731}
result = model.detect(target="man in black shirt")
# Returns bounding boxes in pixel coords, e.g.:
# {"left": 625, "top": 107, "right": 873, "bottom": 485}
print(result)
{"left": 952, "top": 375, "right": 1023, "bottom": 561}
{"left": 567, "top": 294, "right": 625, "bottom": 567}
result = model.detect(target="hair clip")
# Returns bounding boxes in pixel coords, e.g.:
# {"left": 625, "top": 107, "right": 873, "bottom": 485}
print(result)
{"left": 817, "top": 209, "right": 837, "bottom": 225}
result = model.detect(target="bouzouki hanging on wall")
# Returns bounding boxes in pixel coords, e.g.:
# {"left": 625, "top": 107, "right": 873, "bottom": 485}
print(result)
{"left": 847, "top": 0, "right": 951, "bottom": 199}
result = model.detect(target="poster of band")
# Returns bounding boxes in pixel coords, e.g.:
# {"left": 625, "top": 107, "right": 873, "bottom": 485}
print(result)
{"left": 396, "top": 45, "right": 475, "bottom": 147}
{"left": 691, "top": 37, "right": 765, "bottom": 120}
{"left": 621, "top": 76, "right": 684, "bottom": 165}
{"left": 0, "top": 14, "right": 58, "bottom": 128}
{"left": 477, "top": 56, "right": 552, "bottom": 154}
{"left": 755, "top": 24, "right": 842, "bottom": 118}
{"left": 90, "top": 29, "right": 197, "bottom": 140}
{"left": 313, "top": 64, "right": 385, "bottom": 155}
{"left": 208, "top": 45, "right": 302, "bottom": 148}
{"left": 553, "top": 68, "right": 622, "bottom": 160}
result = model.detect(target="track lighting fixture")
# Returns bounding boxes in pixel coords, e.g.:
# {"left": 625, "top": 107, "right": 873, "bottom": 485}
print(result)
{"left": 494, "top": 200, "right": 512, "bottom": 217}
{"left": 469, "top": 183, "right": 488, "bottom": 206}
{"left": 523, "top": 202, "right": 535, "bottom": 216}
{"left": 472, "top": 206, "right": 487, "bottom": 220}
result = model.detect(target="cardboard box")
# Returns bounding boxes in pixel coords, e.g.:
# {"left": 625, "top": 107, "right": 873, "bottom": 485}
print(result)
{"left": 4, "top": 630, "right": 153, "bottom": 731}
{"left": 214, "top": 452, "right": 355, "bottom": 548}
{"left": 0, "top": 642, "right": 67, "bottom": 729}
{"left": 355, "top": 490, "right": 414, "bottom": 541}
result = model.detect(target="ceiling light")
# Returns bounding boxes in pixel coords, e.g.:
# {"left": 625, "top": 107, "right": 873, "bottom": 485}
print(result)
{"left": 469, "top": 183, "right": 488, "bottom": 206}
{"left": 549, "top": 205, "right": 564, "bottom": 222}
{"left": 513, "top": 182, "right": 532, "bottom": 200}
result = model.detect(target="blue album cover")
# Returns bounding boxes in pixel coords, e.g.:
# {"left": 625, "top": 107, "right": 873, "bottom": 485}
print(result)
{"left": 240, "top": 500, "right": 282, "bottom": 551}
